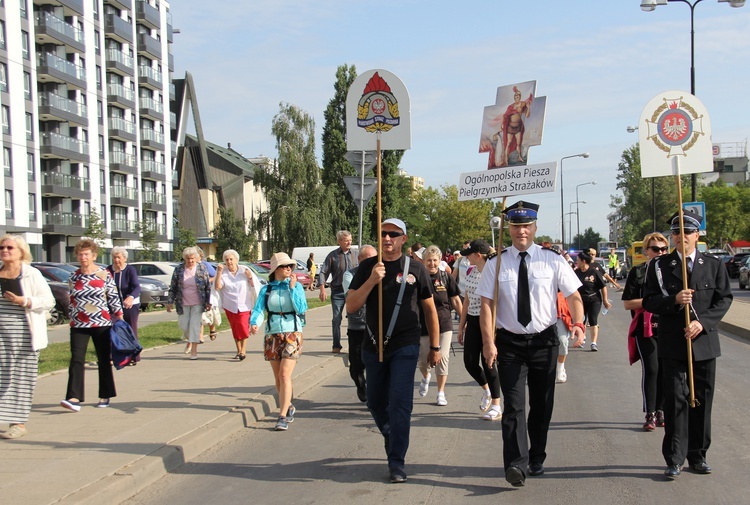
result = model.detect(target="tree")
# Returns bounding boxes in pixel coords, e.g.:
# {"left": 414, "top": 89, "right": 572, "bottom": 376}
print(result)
{"left": 699, "top": 180, "right": 750, "bottom": 246}
{"left": 135, "top": 221, "right": 159, "bottom": 261}
{"left": 321, "top": 64, "right": 358, "bottom": 235}
{"left": 576, "top": 227, "right": 604, "bottom": 252}
{"left": 364, "top": 149, "right": 406, "bottom": 244}
{"left": 84, "top": 211, "right": 107, "bottom": 248}
{"left": 212, "top": 207, "right": 253, "bottom": 260}
{"left": 255, "top": 103, "right": 337, "bottom": 253}
{"left": 613, "top": 144, "right": 688, "bottom": 245}
{"left": 173, "top": 227, "right": 196, "bottom": 260}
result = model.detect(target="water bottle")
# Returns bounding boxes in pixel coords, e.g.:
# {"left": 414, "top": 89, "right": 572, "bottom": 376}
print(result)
{"left": 601, "top": 307, "right": 609, "bottom": 316}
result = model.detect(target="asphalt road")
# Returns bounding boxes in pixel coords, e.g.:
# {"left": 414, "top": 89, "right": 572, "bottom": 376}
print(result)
{"left": 125, "top": 290, "right": 750, "bottom": 505}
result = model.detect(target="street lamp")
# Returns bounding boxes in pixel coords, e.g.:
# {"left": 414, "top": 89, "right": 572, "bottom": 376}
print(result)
{"left": 559, "top": 152, "right": 590, "bottom": 251}
{"left": 564, "top": 211, "right": 576, "bottom": 248}
{"left": 574, "top": 185, "right": 594, "bottom": 249}
{"left": 569, "top": 202, "right": 584, "bottom": 247}
{"left": 627, "top": 125, "right": 656, "bottom": 231}
{"left": 640, "top": 0, "right": 745, "bottom": 201}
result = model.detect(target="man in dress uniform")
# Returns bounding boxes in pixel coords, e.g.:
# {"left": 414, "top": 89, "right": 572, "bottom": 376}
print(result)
{"left": 642, "top": 210, "right": 732, "bottom": 478}
{"left": 478, "top": 201, "right": 585, "bottom": 487}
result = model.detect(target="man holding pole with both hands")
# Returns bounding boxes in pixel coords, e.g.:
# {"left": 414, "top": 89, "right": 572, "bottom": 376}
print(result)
{"left": 643, "top": 210, "right": 732, "bottom": 478}
{"left": 478, "top": 201, "right": 585, "bottom": 488}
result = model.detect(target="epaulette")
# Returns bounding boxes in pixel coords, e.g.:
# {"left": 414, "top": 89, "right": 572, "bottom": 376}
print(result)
{"left": 541, "top": 246, "right": 560, "bottom": 255}
{"left": 488, "top": 251, "right": 499, "bottom": 260}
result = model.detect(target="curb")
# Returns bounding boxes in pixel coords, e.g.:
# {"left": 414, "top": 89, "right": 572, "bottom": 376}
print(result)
{"left": 719, "top": 321, "right": 750, "bottom": 342}
{"left": 57, "top": 348, "right": 347, "bottom": 505}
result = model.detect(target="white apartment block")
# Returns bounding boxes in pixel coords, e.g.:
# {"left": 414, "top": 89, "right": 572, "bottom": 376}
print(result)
{"left": 0, "top": 0, "right": 174, "bottom": 262}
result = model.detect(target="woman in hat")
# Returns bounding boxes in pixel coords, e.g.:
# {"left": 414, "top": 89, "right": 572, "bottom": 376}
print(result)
{"left": 250, "top": 252, "right": 308, "bottom": 431}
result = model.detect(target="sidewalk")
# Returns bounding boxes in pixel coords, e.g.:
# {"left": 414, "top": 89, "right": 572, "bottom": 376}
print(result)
{"left": 1, "top": 298, "right": 748, "bottom": 505}
{"left": 0, "top": 305, "right": 346, "bottom": 505}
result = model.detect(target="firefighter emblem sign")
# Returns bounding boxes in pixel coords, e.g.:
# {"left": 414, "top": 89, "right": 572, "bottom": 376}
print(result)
{"left": 638, "top": 91, "right": 712, "bottom": 178}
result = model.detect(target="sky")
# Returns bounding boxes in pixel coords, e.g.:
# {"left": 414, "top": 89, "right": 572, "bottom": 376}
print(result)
{"left": 169, "top": 0, "right": 750, "bottom": 245}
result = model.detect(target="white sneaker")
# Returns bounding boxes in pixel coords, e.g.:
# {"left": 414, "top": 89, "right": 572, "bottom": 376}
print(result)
{"left": 480, "top": 391, "right": 492, "bottom": 411}
{"left": 483, "top": 405, "right": 502, "bottom": 421}
{"left": 556, "top": 364, "right": 567, "bottom": 383}
{"left": 436, "top": 393, "right": 447, "bottom": 406}
{"left": 418, "top": 373, "right": 431, "bottom": 397}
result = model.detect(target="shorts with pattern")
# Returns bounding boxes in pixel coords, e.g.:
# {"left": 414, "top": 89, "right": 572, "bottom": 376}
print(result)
{"left": 263, "top": 331, "right": 303, "bottom": 361}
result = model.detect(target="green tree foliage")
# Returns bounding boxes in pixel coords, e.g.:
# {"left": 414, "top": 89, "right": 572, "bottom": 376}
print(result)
{"left": 135, "top": 221, "right": 159, "bottom": 261}
{"left": 84, "top": 211, "right": 107, "bottom": 248}
{"left": 321, "top": 64, "right": 358, "bottom": 234}
{"left": 614, "top": 144, "right": 689, "bottom": 245}
{"left": 212, "top": 207, "right": 254, "bottom": 260}
{"left": 255, "top": 103, "right": 336, "bottom": 253}
{"left": 173, "top": 227, "right": 196, "bottom": 260}
{"left": 699, "top": 179, "right": 750, "bottom": 247}
{"left": 365, "top": 150, "right": 405, "bottom": 243}
{"left": 576, "top": 227, "right": 604, "bottom": 252}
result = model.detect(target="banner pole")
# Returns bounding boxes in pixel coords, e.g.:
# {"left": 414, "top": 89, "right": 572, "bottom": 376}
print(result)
{"left": 377, "top": 133, "right": 383, "bottom": 362}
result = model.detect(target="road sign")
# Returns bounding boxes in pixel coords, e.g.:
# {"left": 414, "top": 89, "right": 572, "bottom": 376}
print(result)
{"left": 682, "top": 201, "right": 706, "bottom": 231}
{"left": 344, "top": 151, "right": 377, "bottom": 176}
{"left": 344, "top": 176, "right": 378, "bottom": 208}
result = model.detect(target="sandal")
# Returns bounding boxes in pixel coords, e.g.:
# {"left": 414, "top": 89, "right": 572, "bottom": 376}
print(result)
{"left": 210, "top": 331, "right": 217, "bottom": 341}
{"left": 483, "top": 407, "right": 502, "bottom": 421}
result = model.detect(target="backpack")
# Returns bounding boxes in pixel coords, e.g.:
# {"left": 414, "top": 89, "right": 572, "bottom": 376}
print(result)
{"left": 264, "top": 284, "right": 305, "bottom": 331}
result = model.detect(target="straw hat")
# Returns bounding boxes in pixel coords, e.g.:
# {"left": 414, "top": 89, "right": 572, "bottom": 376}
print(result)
{"left": 269, "top": 252, "right": 296, "bottom": 273}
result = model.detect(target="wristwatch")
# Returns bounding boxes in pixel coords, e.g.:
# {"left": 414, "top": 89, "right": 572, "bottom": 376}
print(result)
{"left": 430, "top": 345, "right": 441, "bottom": 351}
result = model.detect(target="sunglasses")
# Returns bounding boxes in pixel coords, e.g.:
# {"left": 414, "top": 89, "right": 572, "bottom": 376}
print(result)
{"left": 280, "top": 264, "right": 294, "bottom": 269}
{"left": 381, "top": 230, "right": 405, "bottom": 238}
{"left": 671, "top": 229, "right": 697, "bottom": 235}
{"left": 0, "top": 245, "right": 15, "bottom": 251}
{"left": 648, "top": 246, "right": 669, "bottom": 253}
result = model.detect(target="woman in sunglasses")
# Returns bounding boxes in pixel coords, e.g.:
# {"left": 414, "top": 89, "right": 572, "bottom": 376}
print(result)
{"left": 622, "top": 232, "right": 669, "bottom": 431}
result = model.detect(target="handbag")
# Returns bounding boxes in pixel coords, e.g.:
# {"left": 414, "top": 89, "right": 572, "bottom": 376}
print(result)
{"left": 110, "top": 319, "right": 143, "bottom": 370}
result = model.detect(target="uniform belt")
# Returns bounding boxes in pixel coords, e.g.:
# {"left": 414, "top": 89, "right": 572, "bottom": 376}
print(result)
{"left": 496, "top": 325, "right": 556, "bottom": 340}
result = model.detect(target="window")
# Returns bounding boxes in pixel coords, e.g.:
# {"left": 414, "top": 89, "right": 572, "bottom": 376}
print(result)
{"left": 2, "top": 105, "right": 10, "bottom": 135}
{"left": 0, "top": 21, "right": 6, "bottom": 50}
{"left": 98, "top": 100, "right": 103, "bottom": 123}
{"left": 99, "top": 135, "right": 104, "bottom": 158}
{"left": 93, "top": 0, "right": 99, "bottom": 20}
{"left": 29, "top": 194, "right": 36, "bottom": 221}
{"left": 100, "top": 168, "right": 105, "bottom": 192}
{"left": 20, "top": 0, "right": 28, "bottom": 19}
{"left": 26, "top": 152, "right": 34, "bottom": 181}
{"left": 23, "top": 72, "right": 31, "bottom": 100}
{"left": 21, "top": 30, "right": 30, "bottom": 60}
{"left": 25, "top": 113, "right": 33, "bottom": 141}
{"left": 0, "top": 63, "right": 7, "bottom": 92}
{"left": 5, "top": 190, "right": 12, "bottom": 219}
{"left": 3, "top": 147, "right": 10, "bottom": 177}
{"left": 94, "top": 30, "right": 100, "bottom": 55}
{"left": 101, "top": 205, "right": 106, "bottom": 226}
{"left": 96, "top": 66, "right": 102, "bottom": 90}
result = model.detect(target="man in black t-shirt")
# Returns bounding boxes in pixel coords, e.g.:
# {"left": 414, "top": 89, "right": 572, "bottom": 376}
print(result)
{"left": 347, "top": 218, "right": 440, "bottom": 484}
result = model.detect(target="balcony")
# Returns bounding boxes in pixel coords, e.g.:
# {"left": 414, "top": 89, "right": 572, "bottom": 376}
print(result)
{"left": 109, "top": 151, "right": 137, "bottom": 175}
{"left": 40, "top": 132, "right": 89, "bottom": 163}
{"left": 41, "top": 171, "right": 90, "bottom": 199}
{"left": 169, "top": 82, "right": 175, "bottom": 101}
{"left": 141, "top": 159, "right": 165, "bottom": 181}
{"left": 34, "top": 11, "right": 85, "bottom": 53}
{"left": 143, "top": 221, "right": 167, "bottom": 239}
{"left": 110, "top": 185, "right": 138, "bottom": 206}
{"left": 171, "top": 169, "right": 179, "bottom": 188}
{"left": 37, "top": 52, "right": 86, "bottom": 90}
{"left": 169, "top": 111, "right": 176, "bottom": 130}
{"left": 111, "top": 218, "right": 139, "bottom": 239}
{"left": 139, "top": 96, "right": 163, "bottom": 120}
{"left": 47, "top": 0, "right": 85, "bottom": 16}
{"left": 168, "top": 52, "right": 174, "bottom": 72}
{"left": 38, "top": 92, "right": 88, "bottom": 127}
{"left": 105, "top": 48, "right": 135, "bottom": 76}
{"left": 104, "top": 0, "right": 133, "bottom": 11}
{"left": 105, "top": 13, "right": 133, "bottom": 44}
{"left": 140, "top": 128, "right": 164, "bottom": 151}
{"left": 137, "top": 65, "right": 162, "bottom": 90}
{"left": 136, "top": 33, "right": 161, "bottom": 59}
{"left": 108, "top": 117, "right": 137, "bottom": 142}
{"left": 142, "top": 190, "right": 166, "bottom": 210}
{"left": 43, "top": 210, "right": 88, "bottom": 235}
{"left": 107, "top": 82, "right": 135, "bottom": 109}
{"left": 135, "top": 0, "right": 160, "bottom": 30}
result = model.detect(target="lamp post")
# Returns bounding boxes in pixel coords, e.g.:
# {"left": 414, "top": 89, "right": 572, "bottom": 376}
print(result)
{"left": 627, "top": 125, "right": 656, "bottom": 231}
{"left": 575, "top": 182, "right": 596, "bottom": 249}
{"left": 559, "top": 153, "right": 590, "bottom": 251}
{"left": 640, "top": 0, "right": 745, "bottom": 201}
{"left": 564, "top": 211, "right": 576, "bottom": 248}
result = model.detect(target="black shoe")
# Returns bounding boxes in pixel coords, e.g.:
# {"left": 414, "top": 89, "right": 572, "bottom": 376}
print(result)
{"left": 505, "top": 466, "right": 526, "bottom": 487}
{"left": 528, "top": 462, "right": 545, "bottom": 476}
{"left": 664, "top": 465, "right": 682, "bottom": 478}
{"left": 389, "top": 467, "right": 407, "bottom": 483}
{"left": 356, "top": 384, "right": 367, "bottom": 403}
{"left": 690, "top": 462, "right": 712, "bottom": 474}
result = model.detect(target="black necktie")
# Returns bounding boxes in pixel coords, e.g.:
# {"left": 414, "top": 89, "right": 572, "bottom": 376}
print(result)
{"left": 686, "top": 257, "right": 693, "bottom": 272}
{"left": 518, "top": 252, "right": 531, "bottom": 326}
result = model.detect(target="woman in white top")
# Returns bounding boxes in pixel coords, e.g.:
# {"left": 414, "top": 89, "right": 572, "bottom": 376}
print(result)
{"left": 215, "top": 249, "right": 260, "bottom": 360}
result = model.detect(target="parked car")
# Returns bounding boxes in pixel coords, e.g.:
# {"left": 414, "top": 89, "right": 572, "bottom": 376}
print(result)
{"left": 46, "top": 281, "right": 70, "bottom": 325}
{"left": 738, "top": 256, "right": 750, "bottom": 290}
{"left": 138, "top": 276, "right": 170, "bottom": 310}
{"left": 254, "top": 260, "right": 311, "bottom": 287}
{"left": 727, "top": 252, "right": 750, "bottom": 279}
{"left": 32, "top": 262, "right": 77, "bottom": 283}
{"left": 130, "top": 262, "right": 180, "bottom": 284}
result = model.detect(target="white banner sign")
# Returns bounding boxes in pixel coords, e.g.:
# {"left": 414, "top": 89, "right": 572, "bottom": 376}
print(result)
{"left": 638, "top": 90, "right": 713, "bottom": 178}
{"left": 458, "top": 162, "right": 557, "bottom": 201}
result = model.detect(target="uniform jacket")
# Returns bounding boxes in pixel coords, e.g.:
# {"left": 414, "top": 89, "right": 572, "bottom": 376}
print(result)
{"left": 642, "top": 250, "right": 732, "bottom": 362}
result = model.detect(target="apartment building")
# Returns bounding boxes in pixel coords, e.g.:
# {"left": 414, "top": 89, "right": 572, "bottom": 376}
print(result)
{"left": 0, "top": 0, "right": 174, "bottom": 262}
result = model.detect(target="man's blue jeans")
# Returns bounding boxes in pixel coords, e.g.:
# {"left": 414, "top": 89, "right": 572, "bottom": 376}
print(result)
{"left": 330, "top": 290, "right": 346, "bottom": 349}
{"left": 362, "top": 344, "right": 419, "bottom": 472}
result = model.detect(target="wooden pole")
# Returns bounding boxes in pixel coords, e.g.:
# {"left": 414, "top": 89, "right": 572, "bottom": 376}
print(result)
{"left": 491, "top": 198, "right": 507, "bottom": 346}
{"left": 673, "top": 157, "right": 698, "bottom": 408}
{"left": 376, "top": 133, "right": 383, "bottom": 362}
